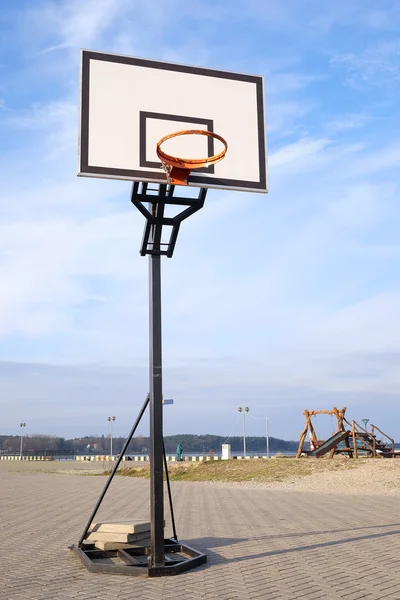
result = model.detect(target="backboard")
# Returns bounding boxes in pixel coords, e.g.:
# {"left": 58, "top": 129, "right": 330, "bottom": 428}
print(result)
{"left": 79, "top": 50, "right": 268, "bottom": 193}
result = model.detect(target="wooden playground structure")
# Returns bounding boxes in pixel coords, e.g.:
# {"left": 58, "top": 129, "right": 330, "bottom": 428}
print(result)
{"left": 296, "top": 407, "right": 398, "bottom": 458}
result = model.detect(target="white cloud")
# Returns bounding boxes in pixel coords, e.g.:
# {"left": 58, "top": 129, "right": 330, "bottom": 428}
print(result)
{"left": 331, "top": 41, "right": 400, "bottom": 88}
{"left": 319, "top": 291, "right": 400, "bottom": 354}
{"left": 30, "top": 0, "right": 131, "bottom": 53}
{"left": 348, "top": 145, "right": 400, "bottom": 176}
{"left": 266, "top": 100, "right": 314, "bottom": 136}
{"left": 0, "top": 212, "right": 145, "bottom": 336}
{"left": 269, "top": 137, "right": 331, "bottom": 170}
{"left": 268, "top": 137, "right": 367, "bottom": 176}
{"left": 2, "top": 350, "right": 400, "bottom": 440}
{"left": 5, "top": 100, "right": 76, "bottom": 130}
{"left": 327, "top": 113, "right": 370, "bottom": 131}
{"left": 323, "top": 183, "right": 388, "bottom": 229}
{"left": 360, "top": 7, "right": 400, "bottom": 30}
{"left": 267, "top": 73, "right": 324, "bottom": 95}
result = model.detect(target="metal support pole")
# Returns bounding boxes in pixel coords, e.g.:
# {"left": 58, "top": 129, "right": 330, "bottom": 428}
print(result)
{"left": 149, "top": 252, "right": 165, "bottom": 568}
{"left": 238, "top": 408, "right": 249, "bottom": 458}
{"left": 266, "top": 414, "right": 269, "bottom": 458}
{"left": 163, "top": 441, "right": 178, "bottom": 542}
{"left": 19, "top": 423, "right": 25, "bottom": 459}
{"left": 243, "top": 412, "right": 246, "bottom": 458}
{"left": 107, "top": 416, "right": 115, "bottom": 457}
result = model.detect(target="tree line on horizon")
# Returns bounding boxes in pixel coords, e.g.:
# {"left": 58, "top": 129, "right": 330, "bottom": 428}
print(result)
{"left": 0, "top": 433, "right": 298, "bottom": 455}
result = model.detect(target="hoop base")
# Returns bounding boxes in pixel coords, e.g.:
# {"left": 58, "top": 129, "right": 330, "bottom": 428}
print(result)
{"left": 71, "top": 538, "right": 207, "bottom": 577}
{"left": 161, "top": 163, "right": 191, "bottom": 185}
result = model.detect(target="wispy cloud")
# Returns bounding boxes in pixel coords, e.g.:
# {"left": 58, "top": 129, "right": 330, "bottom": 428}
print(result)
{"left": 360, "top": 7, "right": 400, "bottom": 30}
{"left": 327, "top": 113, "right": 370, "bottom": 131}
{"left": 331, "top": 41, "right": 400, "bottom": 88}
{"left": 37, "top": 42, "right": 72, "bottom": 56}
{"left": 0, "top": 212, "right": 146, "bottom": 336}
{"left": 30, "top": 0, "right": 131, "bottom": 53}
{"left": 2, "top": 350, "right": 400, "bottom": 439}
{"left": 269, "top": 137, "right": 332, "bottom": 170}
{"left": 4, "top": 100, "right": 76, "bottom": 130}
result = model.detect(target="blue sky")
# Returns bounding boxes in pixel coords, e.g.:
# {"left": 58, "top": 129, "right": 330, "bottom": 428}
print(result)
{"left": 1, "top": 0, "right": 400, "bottom": 442}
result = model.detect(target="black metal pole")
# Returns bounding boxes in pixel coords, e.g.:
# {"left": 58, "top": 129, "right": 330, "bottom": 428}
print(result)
{"left": 77, "top": 394, "right": 150, "bottom": 547}
{"left": 149, "top": 252, "right": 165, "bottom": 568}
{"left": 163, "top": 441, "right": 178, "bottom": 541}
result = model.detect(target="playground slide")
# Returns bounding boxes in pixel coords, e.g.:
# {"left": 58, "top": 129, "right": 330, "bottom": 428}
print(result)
{"left": 312, "top": 430, "right": 350, "bottom": 458}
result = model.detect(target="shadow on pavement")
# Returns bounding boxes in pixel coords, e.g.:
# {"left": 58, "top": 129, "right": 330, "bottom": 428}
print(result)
{"left": 183, "top": 523, "right": 400, "bottom": 566}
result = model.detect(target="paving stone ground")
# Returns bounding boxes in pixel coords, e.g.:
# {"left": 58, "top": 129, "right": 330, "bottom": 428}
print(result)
{"left": 1, "top": 461, "right": 400, "bottom": 599}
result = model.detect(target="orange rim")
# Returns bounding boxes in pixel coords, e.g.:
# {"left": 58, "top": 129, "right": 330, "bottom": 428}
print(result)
{"left": 156, "top": 129, "right": 228, "bottom": 170}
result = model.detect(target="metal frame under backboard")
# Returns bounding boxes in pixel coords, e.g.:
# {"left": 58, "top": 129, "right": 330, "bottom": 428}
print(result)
{"left": 78, "top": 50, "right": 268, "bottom": 193}
{"left": 72, "top": 539, "right": 206, "bottom": 577}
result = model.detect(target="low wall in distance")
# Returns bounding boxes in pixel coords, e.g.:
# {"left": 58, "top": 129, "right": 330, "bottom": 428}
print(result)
{"left": 0, "top": 455, "right": 54, "bottom": 461}
{"left": 75, "top": 455, "right": 270, "bottom": 462}
{"left": 0, "top": 454, "right": 271, "bottom": 462}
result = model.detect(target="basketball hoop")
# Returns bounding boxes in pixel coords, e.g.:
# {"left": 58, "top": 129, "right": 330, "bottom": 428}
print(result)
{"left": 156, "top": 129, "right": 228, "bottom": 185}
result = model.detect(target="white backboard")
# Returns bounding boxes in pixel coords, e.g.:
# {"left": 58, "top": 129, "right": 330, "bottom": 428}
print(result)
{"left": 79, "top": 50, "right": 268, "bottom": 193}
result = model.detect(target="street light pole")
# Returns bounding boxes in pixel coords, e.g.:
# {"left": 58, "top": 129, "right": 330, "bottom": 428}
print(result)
{"left": 238, "top": 407, "right": 250, "bottom": 457}
{"left": 108, "top": 416, "right": 116, "bottom": 457}
{"left": 19, "top": 422, "right": 26, "bottom": 459}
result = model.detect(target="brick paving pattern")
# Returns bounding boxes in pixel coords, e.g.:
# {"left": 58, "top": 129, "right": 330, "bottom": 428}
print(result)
{"left": 1, "top": 462, "right": 400, "bottom": 599}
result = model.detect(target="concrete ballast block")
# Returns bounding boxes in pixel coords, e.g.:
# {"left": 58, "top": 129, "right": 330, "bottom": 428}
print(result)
{"left": 94, "top": 536, "right": 151, "bottom": 551}
{"left": 86, "top": 530, "right": 149, "bottom": 543}
{"left": 90, "top": 520, "right": 151, "bottom": 534}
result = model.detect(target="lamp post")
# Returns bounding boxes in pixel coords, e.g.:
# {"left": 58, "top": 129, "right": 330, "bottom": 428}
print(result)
{"left": 19, "top": 423, "right": 26, "bottom": 459}
{"left": 266, "top": 413, "right": 269, "bottom": 458}
{"left": 107, "top": 416, "right": 116, "bottom": 457}
{"left": 238, "top": 407, "right": 249, "bottom": 457}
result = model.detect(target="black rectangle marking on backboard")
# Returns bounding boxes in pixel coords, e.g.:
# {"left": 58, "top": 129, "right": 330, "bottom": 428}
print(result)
{"left": 139, "top": 112, "right": 215, "bottom": 174}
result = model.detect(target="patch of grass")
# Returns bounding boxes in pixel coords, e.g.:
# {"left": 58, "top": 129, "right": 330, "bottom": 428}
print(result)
{"left": 110, "top": 457, "right": 362, "bottom": 484}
